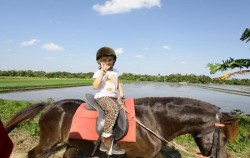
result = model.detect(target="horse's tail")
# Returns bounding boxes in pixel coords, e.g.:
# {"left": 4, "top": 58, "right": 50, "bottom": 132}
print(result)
{"left": 220, "top": 112, "right": 239, "bottom": 141}
{"left": 5, "top": 103, "right": 47, "bottom": 133}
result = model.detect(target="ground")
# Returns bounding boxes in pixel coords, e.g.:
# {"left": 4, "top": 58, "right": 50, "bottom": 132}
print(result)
{"left": 9, "top": 130, "right": 182, "bottom": 158}
{"left": 9, "top": 130, "right": 66, "bottom": 158}
{"left": 9, "top": 130, "right": 128, "bottom": 158}
{"left": 9, "top": 129, "right": 246, "bottom": 158}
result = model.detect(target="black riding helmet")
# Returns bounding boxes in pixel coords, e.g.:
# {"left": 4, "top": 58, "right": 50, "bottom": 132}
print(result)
{"left": 96, "top": 47, "right": 117, "bottom": 64}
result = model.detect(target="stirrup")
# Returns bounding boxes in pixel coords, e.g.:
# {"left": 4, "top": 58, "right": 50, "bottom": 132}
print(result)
{"left": 107, "top": 137, "right": 115, "bottom": 155}
{"left": 91, "top": 135, "right": 102, "bottom": 156}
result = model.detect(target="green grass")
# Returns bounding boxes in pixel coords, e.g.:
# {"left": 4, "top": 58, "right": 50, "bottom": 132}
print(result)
{"left": 0, "top": 77, "right": 93, "bottom": 92}
{"left": 0, "top": 99, "right": 40, "bottom": 136}
{"left": 0, "top": 76, "right": 135, "bottom": 93}
{"left": 0, "top": 99, "right": 55, "bottom": 136}
{"left": 0, "top": 99, "right": 32, "bottom": 123}
{"left": 226, "top": 115, "right": 250, "bottom": 157}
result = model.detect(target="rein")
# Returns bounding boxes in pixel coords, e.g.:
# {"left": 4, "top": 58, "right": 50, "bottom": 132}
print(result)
{"left": 120, "top": 104, "right": 225, "bottom": 158}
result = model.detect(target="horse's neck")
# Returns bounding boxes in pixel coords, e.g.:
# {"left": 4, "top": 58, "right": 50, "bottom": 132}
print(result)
{"left": 135, "top": 103, "right": 216, "bottom": 140}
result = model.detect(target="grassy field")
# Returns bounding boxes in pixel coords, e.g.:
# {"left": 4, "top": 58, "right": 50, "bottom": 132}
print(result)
{"left": 0, "top": 99, "right": 249, "bottom": 157}
{"left": 0, "top": 77, "right": 93, "bottom": 92}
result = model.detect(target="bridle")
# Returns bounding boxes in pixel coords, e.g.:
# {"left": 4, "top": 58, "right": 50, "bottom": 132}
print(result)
{"left": 195, "top": 120, "right": 225, "bottom": 158}
{"left": 209, "top": 123, "right": 225, "bottom": 158}
{"left": 209, "top": 126, "right": 221, "bottom": 158}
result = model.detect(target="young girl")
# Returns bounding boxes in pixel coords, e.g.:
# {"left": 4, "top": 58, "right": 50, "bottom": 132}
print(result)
{"left": 92, "top": 47, "right": 125, "bottom": 155}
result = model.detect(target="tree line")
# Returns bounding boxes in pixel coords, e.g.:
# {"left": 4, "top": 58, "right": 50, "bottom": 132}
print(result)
{"left": 0, "top": 70, "right": 93, "bottom": 79}
{"left": 1, "top": 70, "right": 250, "bottom": 86}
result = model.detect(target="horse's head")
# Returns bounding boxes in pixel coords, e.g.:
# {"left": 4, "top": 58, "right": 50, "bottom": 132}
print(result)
{"left": 193, "top": 113, "right": 238, "bottom": 158}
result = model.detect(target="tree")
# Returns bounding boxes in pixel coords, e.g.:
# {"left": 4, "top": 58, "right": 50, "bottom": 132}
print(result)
{"left": 240, "top": 28, "right": 250, "bottom": 43}
{"left": 207, "top": 28, "right": 250, "bottom": 79}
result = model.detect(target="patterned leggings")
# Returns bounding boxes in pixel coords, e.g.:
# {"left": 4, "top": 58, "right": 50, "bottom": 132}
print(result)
{"left": 95, "top": 97, "right": 120, "bottom": 135}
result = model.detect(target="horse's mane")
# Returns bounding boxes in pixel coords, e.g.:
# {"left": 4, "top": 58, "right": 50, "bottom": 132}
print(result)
{"left": 134, "top": 97, "right": 220, "bottom": 113}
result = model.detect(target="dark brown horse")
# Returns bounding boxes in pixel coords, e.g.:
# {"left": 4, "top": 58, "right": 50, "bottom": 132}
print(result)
{"left": 5, "top": 97, "right": 238, "bottom": 158}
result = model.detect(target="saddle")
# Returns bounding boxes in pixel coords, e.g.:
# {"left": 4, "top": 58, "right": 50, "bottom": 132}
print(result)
{"left": 85, "top": 93, "right": 128, "bottom": 141}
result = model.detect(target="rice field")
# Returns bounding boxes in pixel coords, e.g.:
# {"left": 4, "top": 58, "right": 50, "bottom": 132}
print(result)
{"left": 0, "top": 77, "right": 93, "bottom": 92}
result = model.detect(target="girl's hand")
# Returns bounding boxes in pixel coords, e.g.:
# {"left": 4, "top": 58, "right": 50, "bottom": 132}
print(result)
{"left": 100, "top": 63, "right": 110, "bottom": 75}
{"left": 117, "top": 96, "right": 124, "bottom": 105}
{"left": 101, "top": 63, "right": 110, "bottom": 72}
{"left": 119, "top": 92, "right": 124, "bottom": 98}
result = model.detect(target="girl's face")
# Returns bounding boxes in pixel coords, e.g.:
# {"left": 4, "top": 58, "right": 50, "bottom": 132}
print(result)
{"left": 99, "top": 56, "right": 114, "bottom": 67}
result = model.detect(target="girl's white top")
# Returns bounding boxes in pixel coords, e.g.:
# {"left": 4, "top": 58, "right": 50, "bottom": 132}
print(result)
{"left": 93, "top": 68, "right": 120, "bottom": 99}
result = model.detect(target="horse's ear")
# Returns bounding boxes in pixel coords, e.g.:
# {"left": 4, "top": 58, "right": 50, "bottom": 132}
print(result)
{"left": 220, "top": 112, "right": 238, "bottom": 124}
{"left": 220, "top": 112, "right": 239, "bottom": 142}
{"left": 223, "top": 118, "right": 238, "bottom": 124}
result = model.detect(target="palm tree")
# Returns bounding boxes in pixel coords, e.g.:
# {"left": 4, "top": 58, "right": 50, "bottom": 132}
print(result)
{"left": 207, "top": 28, "right": 250, "bottom": 79}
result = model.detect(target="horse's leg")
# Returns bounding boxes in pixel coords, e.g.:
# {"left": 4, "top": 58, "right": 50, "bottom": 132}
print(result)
{"left": 68, "top": 139, "right": 96, "bottom": 156}
{"left": 63, "top": 144, "right": 77, "bottom": 158}
{"left": 28, "top": 141, "right": 57, "bottom": 158}
{"left": 28, "top": 107, "right": 63, "bottom": 158}
{"left": 153, "top": 152, "right": 164, "bottom": 158}
{"left": 28, "top": 127, "right": 61, "bottom": 158}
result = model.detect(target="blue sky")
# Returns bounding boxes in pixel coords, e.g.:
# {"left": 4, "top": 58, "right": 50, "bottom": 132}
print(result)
{"left": 0, "top": 0, "right": 249, "bottom": 78}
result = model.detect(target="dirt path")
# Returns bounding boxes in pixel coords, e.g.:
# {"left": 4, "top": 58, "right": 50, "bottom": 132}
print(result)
{"left": 8, "top": 130, "right": 126, "bottom": 158}
{"left": 9, "top": 130, "right": 66, "bottom": 158}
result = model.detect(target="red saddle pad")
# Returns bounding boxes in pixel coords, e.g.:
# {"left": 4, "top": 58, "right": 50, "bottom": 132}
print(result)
{"left": 69, "top": 98, "right": 136, "bottom": 142}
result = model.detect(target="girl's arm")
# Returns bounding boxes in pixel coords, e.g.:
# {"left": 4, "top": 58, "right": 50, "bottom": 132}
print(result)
{"left": 93, "top": 71, "right": 105, "bottom": 89}
{"left": 118, "top": 80, "right": 124, "bottom": 98}
{"left": 93, "top": 63, "right": 109, "bottom": 89}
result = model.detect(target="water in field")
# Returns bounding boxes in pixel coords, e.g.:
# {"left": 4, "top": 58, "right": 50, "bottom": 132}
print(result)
{"left": 0, "top": 82, "right": 249, "bottom": 114}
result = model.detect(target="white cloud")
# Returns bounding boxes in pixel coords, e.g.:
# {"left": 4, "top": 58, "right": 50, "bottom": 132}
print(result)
{"left": 42, "top": 43, "right": 64, "bottom": 51}
{"left": 115, "top": 48, "right": 124, "bottom": 54}
{"left": 135, "top": 54, "right": 144, "bottom": 58}
{"left": 163, "top": 45, "right": 171, "bottom": 50}
{"left": 20, "top": 39, "right": 40, "bottom": 46}
{"left": 93, "top": 0, "right": 161, "bottom": 15}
